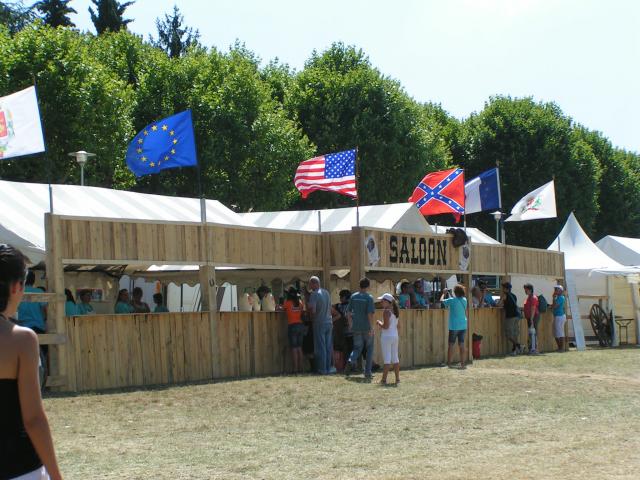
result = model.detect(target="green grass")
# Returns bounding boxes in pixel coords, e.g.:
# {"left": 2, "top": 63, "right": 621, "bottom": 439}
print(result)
{"left": 46, "top": 348, "right": 640, "bottom": 479}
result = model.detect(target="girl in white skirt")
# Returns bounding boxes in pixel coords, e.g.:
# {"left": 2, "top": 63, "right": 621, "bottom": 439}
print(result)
{"left": 376, "top": 293, "right": 400, "bottom": 385}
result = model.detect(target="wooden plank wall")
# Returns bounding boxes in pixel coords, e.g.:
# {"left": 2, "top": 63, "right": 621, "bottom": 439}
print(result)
{"left": 63, "top": 308, "right": 566, "bottom": 392}
{"left": 471, "top": 244, "right": 506, "bottom": 274}
{"left": 506, "top": 246, "right": 564, "bottom": 278}
{"left": 65, "top": 313, "right": 213, "bottom": 391}
{"left": 472, "top": 244, "right": 564, "bottom": 278}
{"left": 326, "top": 232, "right": 352, "bottom": 269}
{"left": 209, "top": 227, "right": 322, "bottom": 269}
{"left": 469, "top": 309, "right": 558, "bottom": 356}
{"left": 58, "top": 218, "right": 323, "bottom": 269}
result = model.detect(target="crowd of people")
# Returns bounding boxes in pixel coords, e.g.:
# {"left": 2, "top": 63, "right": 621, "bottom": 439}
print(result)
{"left": 278, "top": 276, "right": 569, "bottom": 378}
{"left": 65, "top": 287, "right": 169, "bottom": 318}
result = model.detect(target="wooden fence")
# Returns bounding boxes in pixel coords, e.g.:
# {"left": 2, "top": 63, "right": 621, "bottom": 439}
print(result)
{"left": 62, "top": 308, "right": 561, "bottom": 392}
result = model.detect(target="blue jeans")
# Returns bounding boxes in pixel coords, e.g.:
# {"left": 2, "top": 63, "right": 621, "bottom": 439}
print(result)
{"left": 313, "top": 321, "right": 333, "bottom": 374}
{"left": 349, "top": 331, "right": 374, "bottom": 376}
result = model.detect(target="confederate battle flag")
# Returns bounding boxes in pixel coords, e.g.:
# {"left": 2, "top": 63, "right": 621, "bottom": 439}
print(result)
{"left": 408, "top": 168, "right": 465, "bottom": 221}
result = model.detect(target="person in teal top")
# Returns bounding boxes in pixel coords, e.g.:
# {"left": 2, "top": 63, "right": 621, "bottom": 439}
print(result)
{"left": 153, "top": 293, "right": 169, "bottom": 313}
{"left": 441, "top": 284, "right": 468, "bottom": 369}
{"left": 552, "top": 285, "right": 567, "bottom": 352}
{"left": 17, "top": 271, "right": 47, "bottom": 332}
{"left": 64, "top": 289, "right": 78, "bottom": 316}
{"left": 115, "top": 289, "right": 135, "bottom": 314}
{"left": 75, "top": 290, "right": 95, "bottom": 315}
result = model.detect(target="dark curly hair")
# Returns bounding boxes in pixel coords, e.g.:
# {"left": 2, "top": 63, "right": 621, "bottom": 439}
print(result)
{"left": 0, "top": 244, "right": 28, "bottom": 312}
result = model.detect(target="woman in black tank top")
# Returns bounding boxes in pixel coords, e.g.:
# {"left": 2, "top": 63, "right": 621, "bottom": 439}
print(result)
{"left": 0, "top": 244, "right": 62, "bottom": 480}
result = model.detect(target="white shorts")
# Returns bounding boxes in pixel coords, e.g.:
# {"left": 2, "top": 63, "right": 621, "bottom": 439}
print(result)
{"left": 381, "top": 336, "right": 399, "bottom": 364}
{"left": 11, "top": 467, "right": 49, "bottom": 480}
{"left": 554, "top": 315, "right": 566, "bottom": 338}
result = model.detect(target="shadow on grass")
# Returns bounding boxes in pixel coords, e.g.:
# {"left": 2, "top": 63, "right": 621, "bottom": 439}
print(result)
{"left": 344, "top": 376, "right": 373, "bottom": 384}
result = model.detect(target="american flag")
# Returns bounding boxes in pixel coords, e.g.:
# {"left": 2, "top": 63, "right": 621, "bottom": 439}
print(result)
{"left": 294, "top": 149, "right": 357, "bottom": 199}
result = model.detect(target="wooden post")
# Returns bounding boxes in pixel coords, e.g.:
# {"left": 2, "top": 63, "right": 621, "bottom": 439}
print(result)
{"left": 350, "top": 227, "right": 364, "bottom": 292}
{"left": 464, "top": 238, "right": 473, "bottom": 363}
{"left": 199, "top": 223, "right": 220, "bottom": 379}
{"left": 44, "top": 213, "right": 70, "bottom": 390}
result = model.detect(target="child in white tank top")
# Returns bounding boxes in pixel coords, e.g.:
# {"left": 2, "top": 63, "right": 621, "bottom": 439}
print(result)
{"left": 376, "top": 293, "right": 400, "bottom": 384}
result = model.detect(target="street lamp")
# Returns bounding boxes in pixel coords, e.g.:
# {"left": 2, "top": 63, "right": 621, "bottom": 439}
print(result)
{"left": 68, "top": 150, "right": 95, "bottom": 186}
{"left": 492, "top": 211, "right": 502, "bottom": 243}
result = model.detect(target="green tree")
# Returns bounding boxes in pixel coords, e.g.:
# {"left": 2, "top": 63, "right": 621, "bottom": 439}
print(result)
{"left": 286, "top": 42, "right": 449, "bottom": 208}
{"left": 89, "top": 0, "right": 134, "bottom": 34}
{"left": 34, "top": 0, "right": 76, "bottom": 28}
{"left": 93, "top": 35, "right": 314, "bottom": 210}
{"left": 0, "top": 25, "right": 135, "bottom": 188}
{"left": 459, "top": 96, "right": 601, "bottom": 247}
{"left": 577, "top": 126, "right": 640, "bottom": 239}
{"left": 152, "top": 4, "right": 200, "bottom": 58}
{"left": 0, "top": 1, "right": 36, "bottom": 34}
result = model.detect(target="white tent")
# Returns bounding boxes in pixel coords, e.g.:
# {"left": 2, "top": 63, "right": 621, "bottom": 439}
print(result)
{"left": 548, "top": 213, "right": 639, "bottom": 345}
{"left": 0, "top": 180, "right": 252, "bottom": 264}
{"left": 431, "top": 225, "right": 499, "bottom": 245}
{"left": 596, "top": 235, "right": 640, "bottom": 266}
{"left": 240, "top": 203, "right": 432, "bottom": 233}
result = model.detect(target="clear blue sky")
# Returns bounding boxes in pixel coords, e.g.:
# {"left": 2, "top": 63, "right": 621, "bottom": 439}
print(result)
{"left": 58, "top": 1, "right": 640, "bottom": 152}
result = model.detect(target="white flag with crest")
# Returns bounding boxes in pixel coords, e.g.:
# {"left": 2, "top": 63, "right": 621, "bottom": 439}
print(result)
{"left": 505, "top": 180, "right": 556, "bottom": 222}
{"left": 0, "top": 86, "right": 45, "bottom": 160}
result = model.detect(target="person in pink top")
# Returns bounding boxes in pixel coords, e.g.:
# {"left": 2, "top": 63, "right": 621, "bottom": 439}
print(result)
{"left": 523, "top": 283, "right": 540, "bottom": 354}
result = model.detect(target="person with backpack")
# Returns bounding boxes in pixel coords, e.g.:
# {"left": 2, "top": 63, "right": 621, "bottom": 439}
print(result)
{"left": 523, "top": 283, "right": 540, "bottom": 354}
{"left": 500, "top": 282, "right": 522, "bottom": 355}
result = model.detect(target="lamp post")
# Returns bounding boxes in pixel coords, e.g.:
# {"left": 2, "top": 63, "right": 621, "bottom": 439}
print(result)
{"left": 68, "top": 150, "right": 95, "bottom": 186}
{"left": 492, "top": 210, "right": 502, "bottom": 243}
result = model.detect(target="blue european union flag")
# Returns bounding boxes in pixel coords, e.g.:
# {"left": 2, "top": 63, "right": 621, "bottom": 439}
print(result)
{"left": 125, "top": 110, "right": 197, "bottom": 177}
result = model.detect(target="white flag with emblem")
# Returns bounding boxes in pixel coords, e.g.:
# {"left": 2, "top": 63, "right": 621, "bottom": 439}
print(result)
{"left": 0, "top": 86, "right": 45, "bottom": 160}
{"left": 505, "top": 180, "right": 556, "bottom": 222}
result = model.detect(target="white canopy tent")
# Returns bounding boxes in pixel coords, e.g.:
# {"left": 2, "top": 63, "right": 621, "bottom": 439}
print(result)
{"left": 0, "top": 180, "right": 252, "bottom": 265}
{"left": 431, "top": 225, "right": 500, "bottom": 245}
{"left": 548, "top": 213, "right": 639, "bottom": 345}
{"left": 240, "top": 202, "right": 432, "bottom": 233}
{"left": 596, "top": 235, "right": 640, "bottom": 266}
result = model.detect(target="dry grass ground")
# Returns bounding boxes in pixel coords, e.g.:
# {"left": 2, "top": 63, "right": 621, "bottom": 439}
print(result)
{"left": 46, "top": 348, "right": 640, "bottom": 479}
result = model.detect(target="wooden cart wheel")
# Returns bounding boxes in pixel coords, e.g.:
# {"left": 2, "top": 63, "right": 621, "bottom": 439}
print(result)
{"left": 589, "top": 304, "right": 612, "bottom": 347}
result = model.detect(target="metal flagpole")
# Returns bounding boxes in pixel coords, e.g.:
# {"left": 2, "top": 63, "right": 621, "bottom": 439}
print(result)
{"left": 462, "top": 168, "right": 467, "bottom": 234}
{"left": 317, "top": 210, "right": 322, "bottom": 233}
{"left": 355, "top": 146, "right": 360, "bottom": 227}
{"left": 31, "top": 78, "right": 53, "bottom": 213}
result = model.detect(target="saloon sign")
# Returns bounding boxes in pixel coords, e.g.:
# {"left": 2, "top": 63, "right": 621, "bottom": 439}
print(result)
{"left": 388, "top": 234, "right": 449, "bottom": 267}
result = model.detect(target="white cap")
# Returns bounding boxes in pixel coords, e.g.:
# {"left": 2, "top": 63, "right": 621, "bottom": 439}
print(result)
{"left": 377, "top": 293, "right": 395, "bottom": 303}
{"left": 554, "top": 285, "right": 564, "bottom": 292}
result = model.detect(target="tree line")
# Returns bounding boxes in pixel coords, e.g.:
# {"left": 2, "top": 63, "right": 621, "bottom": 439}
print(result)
{"left": 0, "top": 0, "right": 639, "bottom": 248}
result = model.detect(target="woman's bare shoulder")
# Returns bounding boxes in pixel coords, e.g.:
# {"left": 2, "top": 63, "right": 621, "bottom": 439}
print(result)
{"left": 10, "top": 325, "right": 39, "bottom": 346}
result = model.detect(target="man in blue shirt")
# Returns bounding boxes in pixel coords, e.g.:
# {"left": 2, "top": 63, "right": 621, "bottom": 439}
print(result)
{"left": 345, "top": 277, "right": 375, "bottom": 379}
{"left": 478, "top": 280, "right": 496, "bottom": 307}
{"left": 307, "top": 276, "right": 333, "bottom": 374}
{"left": 17, "top": 271, "right": 47, "bottom": 333}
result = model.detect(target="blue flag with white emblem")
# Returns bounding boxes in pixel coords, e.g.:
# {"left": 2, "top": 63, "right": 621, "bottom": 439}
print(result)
{"left": 125, "top": 110, "right": 197, "bottom": 177}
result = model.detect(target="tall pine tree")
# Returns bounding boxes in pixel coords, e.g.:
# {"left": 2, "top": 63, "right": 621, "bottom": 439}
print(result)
{"left": 152, "top": 5, "right": 200, "bottom": 58}
{"left": 89, "top": 0, "right": 134, "bottom": 34}
{"left": 34, "top": 0, "right": 76, "bottom": 28}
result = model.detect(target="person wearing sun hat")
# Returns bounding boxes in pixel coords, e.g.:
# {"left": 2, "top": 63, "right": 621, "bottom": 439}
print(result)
{"left": 376, "top": 293, "right": 400, "bottom": 384}
{"left": 552, "top": 285, "right": 567, "bottom": 352}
